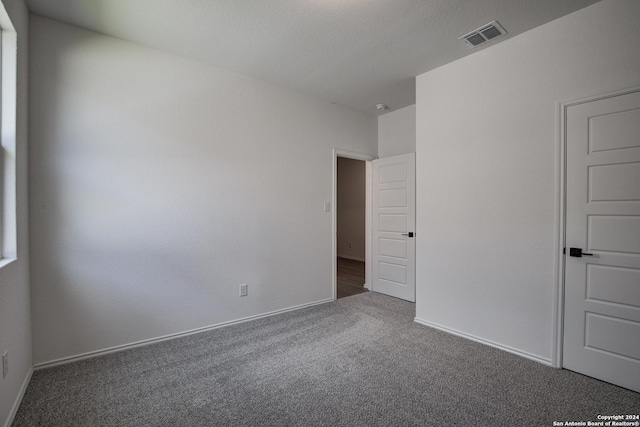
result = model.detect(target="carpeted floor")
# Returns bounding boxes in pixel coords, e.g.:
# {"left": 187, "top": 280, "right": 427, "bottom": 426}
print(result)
{"left": 14, "top": 292, "right": 640, "bottom": 426}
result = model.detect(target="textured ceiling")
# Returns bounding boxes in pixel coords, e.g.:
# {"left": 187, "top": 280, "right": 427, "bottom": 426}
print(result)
{"left": 25, "top": 0, "right": 601, "bottom": 115}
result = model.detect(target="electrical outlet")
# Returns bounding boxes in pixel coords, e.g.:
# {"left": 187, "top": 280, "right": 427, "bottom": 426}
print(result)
{"left": 239, "top": 284, "right": 248, "bottom": 297}
{"left": 2, "top": 352, "right": 8, "bottom": 378}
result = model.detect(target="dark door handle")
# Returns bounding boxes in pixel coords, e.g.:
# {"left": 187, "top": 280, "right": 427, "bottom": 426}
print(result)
{"left": 402, "top": 232, "right": 414, "bottom": 238}
{"left": 569, "top": 247, "right": 593, "bottom": 257}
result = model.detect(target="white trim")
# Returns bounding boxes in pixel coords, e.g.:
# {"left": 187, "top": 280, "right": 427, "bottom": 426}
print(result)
{"left": 332, "top": 149, "right": 376, "bottom": 301}
{"left": 34, "top": 298, "right": 333, "bottom": 370}
{"left": 414, "top": 317, "right": 552, "bottom": 366}
{"left": 365, "top": 162, "right": 372, "bottom": 292}
{"left": 4, "top": 367, "right": 33, "bottom": 427}
{"left": 0, "top": 6, "right": 18, "bottom": 261}
{"left": 553, "top": 84, "right": 640, "bottom": 370}
{"left": 552, "top": 97, "right": 567, "bottom": 369}
{"left": 0, "top": 256, "right": 15, "bottom": 270}
{"left": 337, "top": 254, "right": 365, "bottom": 262}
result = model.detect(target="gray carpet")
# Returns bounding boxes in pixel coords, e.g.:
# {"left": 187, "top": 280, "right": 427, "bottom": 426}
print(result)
{"left": 13, "top": 292, "right": 640, "bottom": 426}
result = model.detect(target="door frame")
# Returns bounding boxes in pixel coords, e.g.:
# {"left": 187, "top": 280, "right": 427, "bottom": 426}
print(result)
{"left": 552, "top": 85, "right": 640, "bottom": 369}
{"left": 332, "top": 149, "right": 377, "bottom": 300}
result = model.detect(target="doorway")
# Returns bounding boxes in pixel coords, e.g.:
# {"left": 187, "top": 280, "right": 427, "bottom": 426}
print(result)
{"left": 332, "top": 149, "right": 376, "bottom": 300}
{"left": 336, "top": 157, "right": 367, "bottom": 299}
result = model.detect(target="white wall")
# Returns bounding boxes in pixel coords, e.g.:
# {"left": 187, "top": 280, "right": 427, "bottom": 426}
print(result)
{"left": 0, "top": 0, "right": 30, "bottom": 424}
{"left": 337, "top": 157, "right": 365, "bottom": 261}
{"left": 29, "top": 16, "right": 377, "bottom": 364}
{"left": 415, "top": 0, "right": 640, "bottom": 363}
{"left": 378, "top": 104, "right": 415, "bottom": 158}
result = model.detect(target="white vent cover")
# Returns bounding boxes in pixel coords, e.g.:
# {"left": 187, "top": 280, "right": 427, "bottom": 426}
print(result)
{"left": 459, "top": 21, "right": 507, "bottom": 48}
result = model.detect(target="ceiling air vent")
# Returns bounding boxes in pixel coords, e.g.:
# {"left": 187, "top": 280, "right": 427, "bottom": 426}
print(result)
{"left": 459, "top": 21, "right": 506, "bottom": 48}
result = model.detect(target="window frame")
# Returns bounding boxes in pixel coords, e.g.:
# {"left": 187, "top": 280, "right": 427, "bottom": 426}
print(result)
{"left": 0, "top": 0, "right": 17, "bottom": 266}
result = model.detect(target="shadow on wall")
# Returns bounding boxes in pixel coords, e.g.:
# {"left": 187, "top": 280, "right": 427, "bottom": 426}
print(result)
{"left": 29, "top": 16, "right": 377, "bottom": 363}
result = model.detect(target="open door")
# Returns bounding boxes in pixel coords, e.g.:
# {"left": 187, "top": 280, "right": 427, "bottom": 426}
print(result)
{"left": 372, "top": 153, "right": 416, "bottom": 302}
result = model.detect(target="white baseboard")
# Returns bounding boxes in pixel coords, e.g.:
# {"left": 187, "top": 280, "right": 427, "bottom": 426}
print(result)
{"left": 35, "top": 298, "right": 334, "bottom": 370}
{"left": 337, "top": 254, "right": 365, "bottom": 262}
{"left": 413, "top": 317, "right": 552, "bottom": 366}
{"left": 4, "top": 367, "right": 33, "bottom": 427}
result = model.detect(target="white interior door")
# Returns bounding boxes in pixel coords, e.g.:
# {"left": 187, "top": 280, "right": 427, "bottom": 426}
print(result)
{"left": 563, "top": 88, "right": 640, "bottom": 392}
{"left": 372, "top": 153, "right": 416, "bottom": 302}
